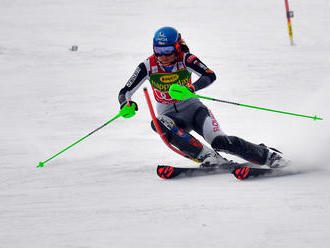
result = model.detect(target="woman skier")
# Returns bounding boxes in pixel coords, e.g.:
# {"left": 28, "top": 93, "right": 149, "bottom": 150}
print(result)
{"left": 118, "top": 26, "right": 287, "bottom": 169}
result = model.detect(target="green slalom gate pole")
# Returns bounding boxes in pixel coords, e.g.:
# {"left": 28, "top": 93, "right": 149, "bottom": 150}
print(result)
{"left": 169, "top": 84, "right": 323, "bottom": 121}
{"left": 37, "top": 104, "right": 136, "bottom": 168}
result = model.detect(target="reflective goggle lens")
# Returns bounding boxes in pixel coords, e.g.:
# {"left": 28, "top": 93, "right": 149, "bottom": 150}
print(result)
{"left": 154, "top": 46, "right": 176, "bottom": 56}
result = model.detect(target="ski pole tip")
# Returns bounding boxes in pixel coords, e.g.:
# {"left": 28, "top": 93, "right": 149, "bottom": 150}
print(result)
{"left": 37, "top": 161, "right": 45, "bottom": 168}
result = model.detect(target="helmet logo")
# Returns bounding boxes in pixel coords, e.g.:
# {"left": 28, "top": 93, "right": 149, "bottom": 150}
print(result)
{"left": 156, "top": 32, "right": 168, "bottom": 45}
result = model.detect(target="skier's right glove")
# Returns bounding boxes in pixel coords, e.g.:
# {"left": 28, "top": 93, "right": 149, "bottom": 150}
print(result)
{"left": 186, "top": 84, "right": 195, "bottom": 93}
{"left": 120, "top": 100, "right": 138, "bottom": 119}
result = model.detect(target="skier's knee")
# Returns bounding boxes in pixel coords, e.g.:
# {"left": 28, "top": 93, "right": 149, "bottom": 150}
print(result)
{"left": 192, "top": 107, "right": 210, "bottom": 135}
{"left": 150, "top": 119, "right": 169, "bottom": 140}
{"left": 150, "top": 115, "right": 204, "bottom": 159}
{"left": 150, "top": 115, "right": 175, "bottom": 133}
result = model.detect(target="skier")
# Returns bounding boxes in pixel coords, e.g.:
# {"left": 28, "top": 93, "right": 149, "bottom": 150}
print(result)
{"left": 118, "top": 26, "right": 287, "bottom": 168}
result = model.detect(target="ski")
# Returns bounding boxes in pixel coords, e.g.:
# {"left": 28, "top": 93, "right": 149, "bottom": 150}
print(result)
{"left": 157, "top": 163, "right": 274, "bottom": 180}
{"left": 157, "top": 165, "right": 221, "bottom": 179}
{"left": 232, "top": 166, "right": 273, "bottom": 180}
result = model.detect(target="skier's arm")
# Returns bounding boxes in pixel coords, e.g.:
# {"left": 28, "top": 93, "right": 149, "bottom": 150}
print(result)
{"left": 118, "top": 62, "right": 148, "bottom": 105}
{"left": 184, "top": 54, "right": 216, "bottom": 92}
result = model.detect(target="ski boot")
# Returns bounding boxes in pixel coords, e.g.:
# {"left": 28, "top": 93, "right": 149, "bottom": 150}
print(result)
{"left": 197, "top": 146, "right": 233, "bottom": 169}
{"left": 262, "top": 144, "right": 289, "bottom": 168}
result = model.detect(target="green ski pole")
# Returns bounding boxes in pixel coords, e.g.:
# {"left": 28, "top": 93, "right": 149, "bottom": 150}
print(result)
{"left": 37, "top": 104, "right": 136, "bottom": 168}
{"left": 169, "top": 84, "right": 323, "bottom": 121}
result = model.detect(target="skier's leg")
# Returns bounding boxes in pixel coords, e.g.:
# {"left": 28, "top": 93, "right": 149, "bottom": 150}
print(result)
{"left": 212, "top": 136, "right": 289, "bottom": 168}
{"left": 189, "top": 107, "right": 229, "bottom": 166}
{"left": 211, "top": 136, "right": 269, "bottom": 164}
{"left": 192, "top": 106, "right": 270, "bottom": 165}
{"left": 150, "top": 114, "right": 223, "bottom": 163}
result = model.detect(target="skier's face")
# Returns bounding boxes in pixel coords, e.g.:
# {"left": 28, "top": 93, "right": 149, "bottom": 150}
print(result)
{"left": 157, "top": 53, "right": 177, "bottom": 66}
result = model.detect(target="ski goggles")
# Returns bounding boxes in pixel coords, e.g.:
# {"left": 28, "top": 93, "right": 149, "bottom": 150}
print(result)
{"left": 154, "top": 46, "right": 176, "bottom": 56}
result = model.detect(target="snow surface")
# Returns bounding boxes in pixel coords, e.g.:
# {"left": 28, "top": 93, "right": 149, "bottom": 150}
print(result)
{"left": 1, "top": 0, "right": 330, "bottom": 247}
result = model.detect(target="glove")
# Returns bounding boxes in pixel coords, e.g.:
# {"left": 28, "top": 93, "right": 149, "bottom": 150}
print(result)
{"left": 186, "top": 84, "right": 195, "bottom": 93}
{"left": 120, "top": 100, "right": 138, "bottom": 119}
{"left": 120, "top": 100, "right": 138, "bottom": 111}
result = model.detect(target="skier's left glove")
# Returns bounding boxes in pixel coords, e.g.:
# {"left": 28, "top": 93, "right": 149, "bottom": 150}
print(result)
{"left": 120, "top": 100, "right": 138, "bottom": 118}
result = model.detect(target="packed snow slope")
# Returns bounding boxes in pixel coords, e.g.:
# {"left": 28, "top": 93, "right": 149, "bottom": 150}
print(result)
{"left": 1, "top": 0, "right": 329, "bottom": 247}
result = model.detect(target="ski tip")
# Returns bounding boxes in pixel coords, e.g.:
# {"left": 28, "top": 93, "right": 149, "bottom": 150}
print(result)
{"left": 232, "top": 166, "right": 251, "bottom": 180}
{"left": 157, "top": 165, "right": 175, "bottom": 179}
{"left": 232, "top": 166, "right": 274, "bottom": 180}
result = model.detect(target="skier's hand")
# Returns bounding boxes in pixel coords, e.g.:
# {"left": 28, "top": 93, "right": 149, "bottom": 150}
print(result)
{"left": 120, "top": 101, "right": 138, "bottom": 118}
{"left": 186, "top": 84, "right": 195, "bottom": 93}
{"left": 120, "top": 100, "right": 138, "bottom": 110}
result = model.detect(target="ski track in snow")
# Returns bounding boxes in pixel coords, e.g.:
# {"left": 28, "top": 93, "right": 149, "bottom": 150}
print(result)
{"left": 1, "top": 0, "right": 330, "bottom": 247}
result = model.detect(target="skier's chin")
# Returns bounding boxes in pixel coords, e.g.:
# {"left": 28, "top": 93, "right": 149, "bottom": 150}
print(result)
{"left": 158, "top": 54, "right": 176, "bottom": 66}
{"left": 159, "top": 59, "right": 176, "bottom": 66}
{"left": 161, "top": 62, "right": 175, "bottom": 66}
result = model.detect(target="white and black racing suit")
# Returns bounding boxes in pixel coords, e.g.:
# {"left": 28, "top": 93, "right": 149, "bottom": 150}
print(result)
{"left": 118, "top": 52, "right": 269, "bottom": 164}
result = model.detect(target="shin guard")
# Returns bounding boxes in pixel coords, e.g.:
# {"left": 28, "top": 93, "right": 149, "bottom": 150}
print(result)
{"left": 151, "top": 115, "right": 204, "bottom": 160}
{"left": 211, "top": 135, "right": 268, "bottom": 164}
